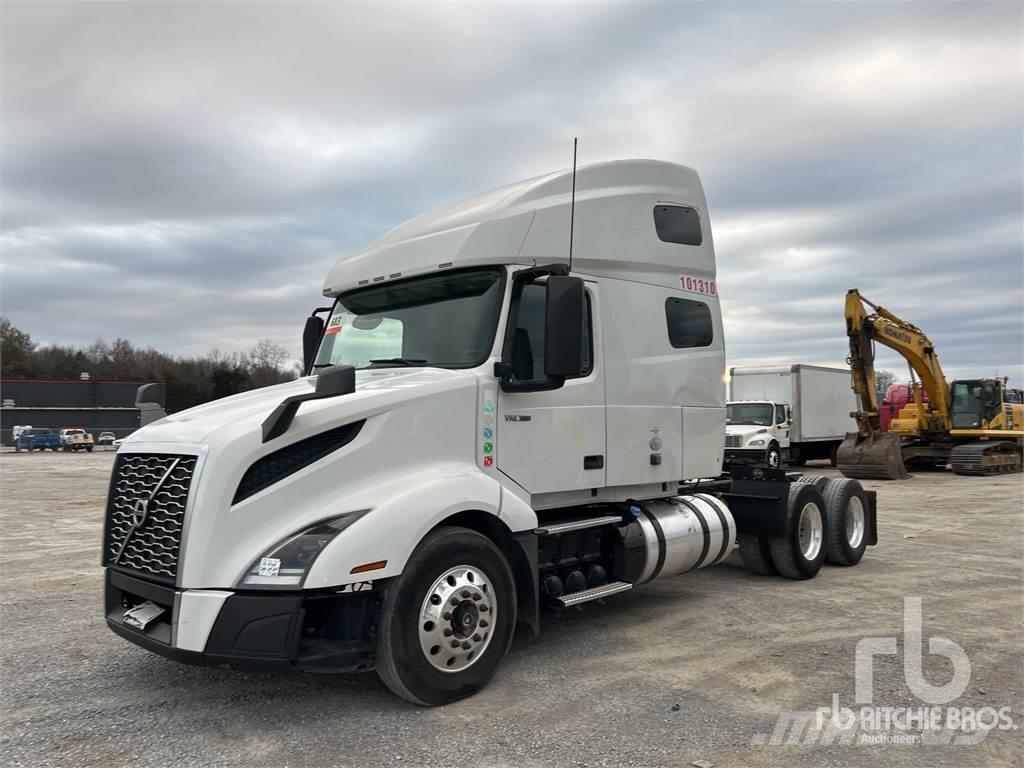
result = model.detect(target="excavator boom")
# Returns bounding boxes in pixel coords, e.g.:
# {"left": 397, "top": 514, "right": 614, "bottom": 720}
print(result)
{"left": 837, "top": 290, "right": 952, "bottom": 480}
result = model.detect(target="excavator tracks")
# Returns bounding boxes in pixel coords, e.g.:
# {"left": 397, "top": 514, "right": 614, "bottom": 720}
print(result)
{"left": 949, "top": 442, "right": 1023, "bottom": 476}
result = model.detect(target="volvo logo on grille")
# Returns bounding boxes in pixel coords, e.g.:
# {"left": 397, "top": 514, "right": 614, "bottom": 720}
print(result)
{"left": 112, "top": 456, "right": 181, "bottom": 566}
{"left": 131, "top": 498, "right": 149, "bottom": 527}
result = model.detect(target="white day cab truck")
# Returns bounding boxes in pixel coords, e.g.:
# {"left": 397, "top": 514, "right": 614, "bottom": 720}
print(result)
{"left": 725, "top": 365, "right": 856, "bottom": 469}
{"left": 103, "top": 161, "right": 878, "bottom": 705}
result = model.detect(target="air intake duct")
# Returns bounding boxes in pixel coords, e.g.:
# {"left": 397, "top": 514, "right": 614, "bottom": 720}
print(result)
{"left": 619, "top": 494, "right": 736, "bottom": 585}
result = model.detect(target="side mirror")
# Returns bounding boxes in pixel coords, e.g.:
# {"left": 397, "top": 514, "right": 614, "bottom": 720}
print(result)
{"left": 544, "top": 275, "right": 585, "bottom": 378}
{"left": 302, "top": 314, "right": 326, "bottom": 374}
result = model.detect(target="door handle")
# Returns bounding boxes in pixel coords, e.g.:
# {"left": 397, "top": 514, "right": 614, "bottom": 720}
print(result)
{"left": 584, "top": 455, "right": 604, "bottom": 470}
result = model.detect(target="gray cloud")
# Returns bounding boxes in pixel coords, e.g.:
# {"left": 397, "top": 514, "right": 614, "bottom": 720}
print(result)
{"left": 1, "top": 1, "right": 1021, "bottom": 382}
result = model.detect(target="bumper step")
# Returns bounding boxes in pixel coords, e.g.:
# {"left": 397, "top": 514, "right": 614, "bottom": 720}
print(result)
{"left": 553, "top": 581, "right": 633, "bottom": 608}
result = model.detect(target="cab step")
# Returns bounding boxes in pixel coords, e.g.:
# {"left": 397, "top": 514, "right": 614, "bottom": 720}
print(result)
{"left": 535, "top": 515, "right": 621, "bottom": 536}
{"left": 553, "top": 581, "right": 633, "bottom": 608}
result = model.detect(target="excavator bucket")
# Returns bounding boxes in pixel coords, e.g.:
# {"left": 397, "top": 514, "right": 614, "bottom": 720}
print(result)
{"left": 837, "top": 431, "right": 909, "bottom": 480}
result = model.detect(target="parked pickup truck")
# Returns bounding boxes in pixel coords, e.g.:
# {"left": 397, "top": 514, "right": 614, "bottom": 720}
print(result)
{"left": 15, "top": 428, "right": 62, "bottom": 452}
{"left": 60, "top": 428, "right": 95, "bottom": 452}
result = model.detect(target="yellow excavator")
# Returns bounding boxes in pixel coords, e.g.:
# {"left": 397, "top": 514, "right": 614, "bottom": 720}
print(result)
{"left": 837, "top": 289, "right": 1023, "bottom": 479}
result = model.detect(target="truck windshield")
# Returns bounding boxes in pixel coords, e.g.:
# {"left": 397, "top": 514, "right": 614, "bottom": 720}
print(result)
{"left": 313, "top": 267, "right": 505, "bottom": 370}
{"left": 726, "top": 403, "right": 774, "bottom": 426}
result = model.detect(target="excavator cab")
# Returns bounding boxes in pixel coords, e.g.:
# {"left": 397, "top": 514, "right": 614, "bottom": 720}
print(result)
{"left": 950, "top": 379, "right": 1000, "bottom": 429}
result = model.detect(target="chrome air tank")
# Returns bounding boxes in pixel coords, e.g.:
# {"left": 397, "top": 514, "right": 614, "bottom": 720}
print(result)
{"left": 632, "top": 494, "right": 736, "bottom": 584}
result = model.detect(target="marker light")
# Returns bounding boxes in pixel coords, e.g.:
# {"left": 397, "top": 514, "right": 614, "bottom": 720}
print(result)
{"left": 240, "top": 510, "right": 369, "bottom": 589}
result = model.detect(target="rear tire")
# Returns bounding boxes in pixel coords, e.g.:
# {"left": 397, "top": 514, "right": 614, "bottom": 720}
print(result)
{"left": 822, "top": 478, "right": 869, "bottom": 566}
{"left": 769, "top": 482, "right": 827, "bottom": 580}
{"left": 738, "top": 537, "right": 777, "bottom": 576}
{"left": 376, "top": 526, "right": 516, "bottom": 706}
{"left": 797, "top": 475, "right": 829, "bottom": 493}
{"left": 85, "top": 445, "right": 93, "bottom": 452}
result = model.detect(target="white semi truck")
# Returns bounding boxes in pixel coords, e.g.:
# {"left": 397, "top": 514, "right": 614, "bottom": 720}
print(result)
{"left": 725, "top": 364, "right": 857, "bottom": 469}
{"left": 103, "top": 161, "right": 878, "bottom": 705}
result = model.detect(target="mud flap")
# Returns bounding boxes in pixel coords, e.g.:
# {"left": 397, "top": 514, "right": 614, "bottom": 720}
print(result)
{"left": 837, "top": 431, "right": 909, "bottom": 480}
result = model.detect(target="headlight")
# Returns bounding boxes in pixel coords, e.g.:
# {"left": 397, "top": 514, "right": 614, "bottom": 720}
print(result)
{"left": 240, "top": 510, "right": 369, "bottom": 588}
{"left": 748, "top": 439, "right": 765, "bottom": 446}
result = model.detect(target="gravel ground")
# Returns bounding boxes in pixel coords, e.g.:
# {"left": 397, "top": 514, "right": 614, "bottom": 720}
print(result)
{"left": 1, "top": 450, "right": 1021, "bottom": 767}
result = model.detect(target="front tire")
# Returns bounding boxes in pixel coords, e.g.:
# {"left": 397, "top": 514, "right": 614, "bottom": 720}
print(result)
{"left": 769, "top": 482, "right": 827, "bottom": 580}
{"left": 765, "top": 444, "right": 782, "bottom": 469}
{"left": 376, "top": 526, "right": 516, "bottom": 706}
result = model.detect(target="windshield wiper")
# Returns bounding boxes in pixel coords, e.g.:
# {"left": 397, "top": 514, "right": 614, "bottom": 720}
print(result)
{"left": 367, "top": 357, "right": 428, "bottom": 367}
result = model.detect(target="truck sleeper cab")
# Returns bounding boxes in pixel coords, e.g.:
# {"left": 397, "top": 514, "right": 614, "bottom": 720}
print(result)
{"left": 103, "top": 160, "right": 878, "bottom": 705}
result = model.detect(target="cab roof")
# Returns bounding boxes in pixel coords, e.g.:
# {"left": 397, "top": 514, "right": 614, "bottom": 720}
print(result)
{"left": 323, "top": 159, "right": 715, "bottom": 296}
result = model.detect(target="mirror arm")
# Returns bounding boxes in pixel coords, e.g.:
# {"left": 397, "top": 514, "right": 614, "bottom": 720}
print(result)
{"left": 262, "top": 364, "right": 355, "bottom": 442}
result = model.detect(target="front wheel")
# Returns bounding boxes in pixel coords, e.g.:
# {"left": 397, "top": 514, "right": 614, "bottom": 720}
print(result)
{"left": 376, "top": 526, "right": 516, "bottom": 706}
{"left": 85, "top": 445, "right": 93, "bottom": 452}
{"left": 765, "top": 444, "right": 782, "bottom": 469}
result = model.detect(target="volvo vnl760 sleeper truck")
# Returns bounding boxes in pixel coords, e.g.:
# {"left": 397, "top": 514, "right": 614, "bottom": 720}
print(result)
{"left": 103, "top": 160, "right": 878, "bottom": 705}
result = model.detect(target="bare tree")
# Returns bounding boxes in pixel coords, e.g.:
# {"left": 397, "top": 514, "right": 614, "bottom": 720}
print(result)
{"left": 875, "top": 369, "right": 898, "bottom": 401}
{"left": 249, "top": 339, "right": 289, "bottom": 370}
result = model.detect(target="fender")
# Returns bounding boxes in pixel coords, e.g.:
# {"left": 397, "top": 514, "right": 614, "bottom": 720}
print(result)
{"left": 304, "top": 467, "right": 505, "bottom": 588}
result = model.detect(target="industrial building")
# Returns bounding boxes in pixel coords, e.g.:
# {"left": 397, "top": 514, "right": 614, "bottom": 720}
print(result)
{"left": 0, "top": 378, "right": 165, "bottom": 445}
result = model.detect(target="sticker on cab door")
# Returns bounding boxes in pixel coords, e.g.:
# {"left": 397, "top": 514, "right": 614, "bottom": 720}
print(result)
{"left": 679, "top": 275, "right": 716, "bottom": 296}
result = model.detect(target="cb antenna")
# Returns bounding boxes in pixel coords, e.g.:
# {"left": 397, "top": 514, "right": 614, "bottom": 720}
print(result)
{"left": 568, "top": 137, "right": 577, "bottom": 272}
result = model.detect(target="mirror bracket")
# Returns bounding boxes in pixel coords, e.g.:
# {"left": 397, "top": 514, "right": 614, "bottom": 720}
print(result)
{"left": 262, "top": 364, "right": 355, "bottom": 442}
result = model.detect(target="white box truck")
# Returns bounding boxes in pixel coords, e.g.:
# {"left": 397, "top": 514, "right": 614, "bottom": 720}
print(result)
{"left": 102, "top": 161, "right": 877, "bottom": 705}
{"left": 725, "top": 364, "right": 857, "bottom": 468}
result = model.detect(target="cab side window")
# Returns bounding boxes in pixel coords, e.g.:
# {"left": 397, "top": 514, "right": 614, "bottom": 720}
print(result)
{"left": 775, "top": 405, "right": 787, "bottom": 425}
{"left": 508, "top": 283, "right": 593, "bottom": 382}
{"left": 665, "top": 297, "right": 713, "bottom": 348}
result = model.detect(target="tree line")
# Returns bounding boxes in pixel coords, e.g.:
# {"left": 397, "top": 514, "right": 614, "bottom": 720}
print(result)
{"left": 1, "top": 317, "right": 295, "bottom": 412}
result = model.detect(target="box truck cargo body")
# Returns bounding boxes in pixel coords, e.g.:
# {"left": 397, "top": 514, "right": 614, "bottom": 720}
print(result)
{"left": 726, "top": 364, "right": 856, "bottom": 467}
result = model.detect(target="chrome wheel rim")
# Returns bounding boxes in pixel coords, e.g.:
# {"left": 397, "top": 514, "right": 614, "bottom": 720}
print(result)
{"left": 846, "top": 496, "right": 865, "bottom": 549}
{"left": 798, "top": 502, "right": 823, "bottom": 560}
{"left": 418, "top": 565, "right": 495, "bottom": 673}
{"left": 768, "top": 449, "right": 780, "bottom": 468}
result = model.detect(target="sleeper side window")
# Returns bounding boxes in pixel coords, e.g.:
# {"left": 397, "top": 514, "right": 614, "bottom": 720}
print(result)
{"left": 665, "top": 297, "right": 713, "bottom": 348}
{"left": 654, "top": 205, "right": 703, "bottom": 246}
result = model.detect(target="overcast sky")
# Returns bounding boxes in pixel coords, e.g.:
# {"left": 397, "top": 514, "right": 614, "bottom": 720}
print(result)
{"left": 2, "top": 1, "right": 1022, "bottom": 383}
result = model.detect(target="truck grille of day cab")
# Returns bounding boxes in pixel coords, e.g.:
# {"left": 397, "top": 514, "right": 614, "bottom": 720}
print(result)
{"left": 724, "top": 434, "right": 743, "bottom": 448}
{"left": 103, "top": 454, "right": 197, "bottom": 581}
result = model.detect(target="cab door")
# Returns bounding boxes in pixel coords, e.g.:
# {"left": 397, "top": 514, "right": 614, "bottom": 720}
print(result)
{"left": 496, "top": 279, "right": 605, "bottom": 495}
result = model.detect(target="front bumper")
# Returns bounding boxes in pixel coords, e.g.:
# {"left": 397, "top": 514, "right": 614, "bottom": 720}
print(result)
{"left": 724, "top": 448, "right": 766, "bottom": 465}
{"left": 104, "top": 569, "right": 380, "bottom": 674}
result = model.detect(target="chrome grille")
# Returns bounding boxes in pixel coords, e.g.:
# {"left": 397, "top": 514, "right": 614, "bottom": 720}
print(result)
{"left": 104, "top": 453, "right": 197, "bottom": 581}
{"left": 725, "top": 434, "right": 742, "bottom": 448}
